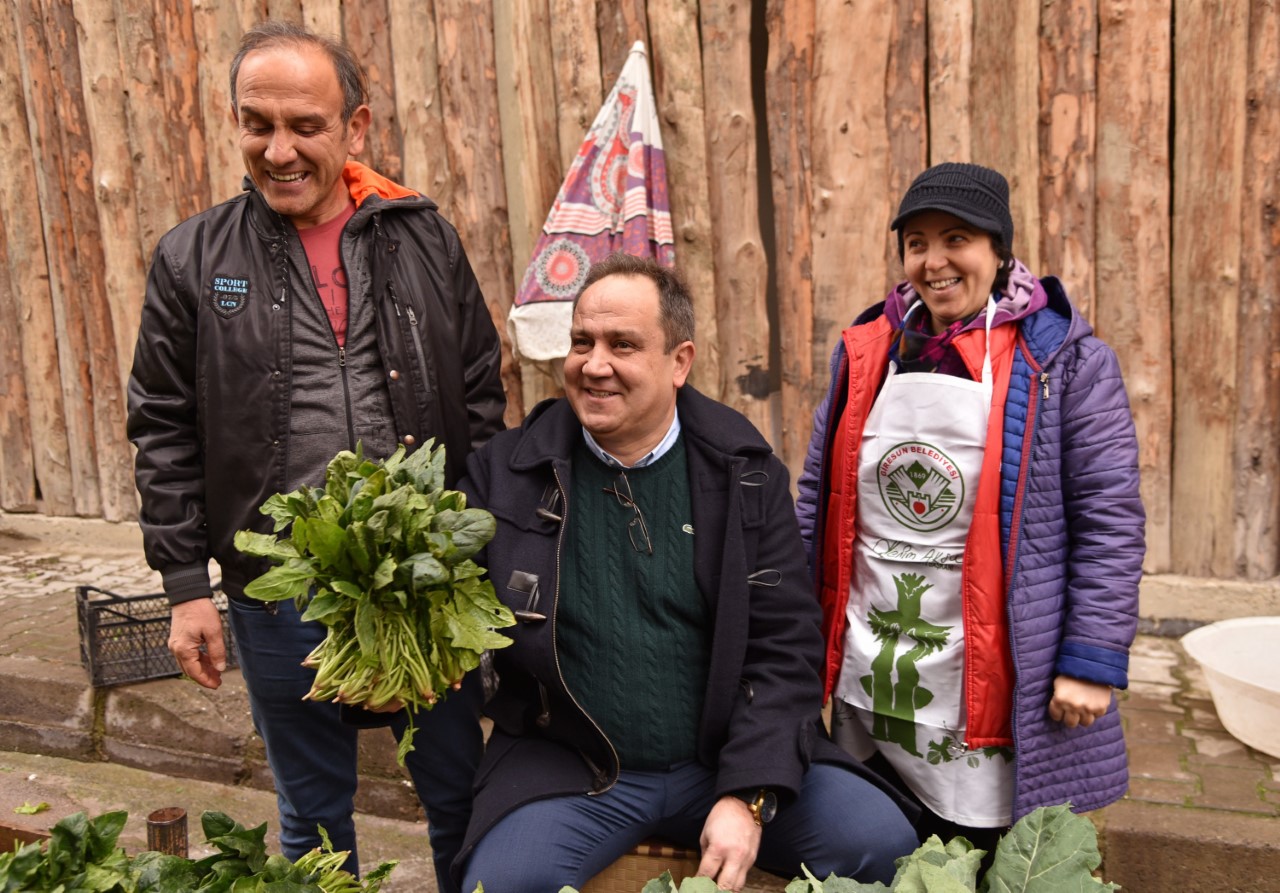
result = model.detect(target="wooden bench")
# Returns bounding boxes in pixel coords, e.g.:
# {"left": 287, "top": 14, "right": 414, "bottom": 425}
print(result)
{"left": 580, "top": 839, "right": 701, "bottom": 892}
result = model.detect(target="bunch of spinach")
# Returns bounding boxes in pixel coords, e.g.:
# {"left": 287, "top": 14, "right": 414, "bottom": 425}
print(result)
{"left": 129, "top": 811, "right": 395, "bottom": 892}
{"left": 235, "top": 441, "right": 515, "bottom": 763}
{"left": 0, "top": 808, "right": 396, "bottom": 892}
{"left": 0, "top": 809, "right": 132, "bottom": 891}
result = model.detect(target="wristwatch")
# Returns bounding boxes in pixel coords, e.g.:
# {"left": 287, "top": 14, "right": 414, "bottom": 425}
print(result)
{"left": 733, "top": 788, "right": 778, "bottom": 826}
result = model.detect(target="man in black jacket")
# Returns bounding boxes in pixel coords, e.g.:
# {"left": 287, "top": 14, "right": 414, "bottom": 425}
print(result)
{"left": 126, "top": 21, "right": 504, "bottom": 893}
{"left": 456, "top": 254, "right": 915, "bottom": 893}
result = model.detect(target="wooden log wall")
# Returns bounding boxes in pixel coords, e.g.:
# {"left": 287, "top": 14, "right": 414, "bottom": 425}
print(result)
{"left": 0, "top": 0, "right": 1276, "bottom": 580}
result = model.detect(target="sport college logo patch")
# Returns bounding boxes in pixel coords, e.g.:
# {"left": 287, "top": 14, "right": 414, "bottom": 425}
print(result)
{"left": 876, "top": 441, "right": 964, "bottom": 532}
{"left": 210, "top": 274, "right": 250, "bottom": 318}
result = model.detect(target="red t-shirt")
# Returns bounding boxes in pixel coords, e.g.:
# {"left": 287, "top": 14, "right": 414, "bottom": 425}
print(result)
{"left": 297, "top": 200, "right": 357, "bottom": 347}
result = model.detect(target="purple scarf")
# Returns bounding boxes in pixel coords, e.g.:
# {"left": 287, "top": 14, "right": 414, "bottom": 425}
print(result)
{"left": 884, "top": 259, "right": 1047, "bottom": 377}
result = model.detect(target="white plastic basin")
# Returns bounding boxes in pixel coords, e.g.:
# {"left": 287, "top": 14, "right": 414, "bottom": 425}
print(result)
{"left": 1180, "top": 617, "right": 1280, "bottom": 759}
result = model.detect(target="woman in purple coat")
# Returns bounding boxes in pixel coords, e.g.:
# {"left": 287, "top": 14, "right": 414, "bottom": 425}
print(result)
{"left": 795, "top": 162, "right": 1145, "bottom": 852}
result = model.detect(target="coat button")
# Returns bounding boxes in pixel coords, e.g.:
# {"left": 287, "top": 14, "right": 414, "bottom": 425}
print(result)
{"left": 389, "top": 369, "right": 400, "bottom": 381}
{"left": 402, "top": 434, "right": 416, "bottom": 446}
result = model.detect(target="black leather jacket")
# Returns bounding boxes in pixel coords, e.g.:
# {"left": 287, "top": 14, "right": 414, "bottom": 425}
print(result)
{"left": 127, "top": 165, "right": 505, "bottom": 603}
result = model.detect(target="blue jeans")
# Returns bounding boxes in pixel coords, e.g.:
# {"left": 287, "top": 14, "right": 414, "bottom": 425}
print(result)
{"left": 461, "top": 760, "right": 917, "bottom": 892}
{"left": 229, "top": 597, "right": 482, "bottom": 893}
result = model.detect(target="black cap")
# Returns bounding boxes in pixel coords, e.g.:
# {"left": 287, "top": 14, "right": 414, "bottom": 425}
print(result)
{"left": 891, "top": 162, "right": 1014, "bottom": 257}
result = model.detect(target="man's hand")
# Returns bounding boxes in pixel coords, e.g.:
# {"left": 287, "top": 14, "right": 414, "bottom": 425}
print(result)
{"left": 696, "top": 796, "right": 761, "bottom": 892}
{"left": 168, "top": 598, "right": 227, "bottom": 689}
{"left": 1048, "top": 674, "right": 1112, "bottom": 728}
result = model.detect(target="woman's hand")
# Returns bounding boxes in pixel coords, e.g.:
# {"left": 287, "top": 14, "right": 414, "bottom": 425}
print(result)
{"left": 1048, "top": 675, "right": 1113, "bottom": 728}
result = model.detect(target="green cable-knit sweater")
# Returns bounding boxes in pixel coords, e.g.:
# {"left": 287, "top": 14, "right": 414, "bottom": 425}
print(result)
{"left": 557, "top": 437, "right": 711, "bottom": 769}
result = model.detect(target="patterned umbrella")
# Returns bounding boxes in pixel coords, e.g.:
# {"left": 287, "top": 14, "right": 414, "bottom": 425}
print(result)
{"left": 508, "top": 40, "right": 675, "bottom": 363}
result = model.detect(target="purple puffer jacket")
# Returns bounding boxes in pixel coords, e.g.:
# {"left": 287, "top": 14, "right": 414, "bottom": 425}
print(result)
{"left": 796, "top": 275, "right": 1146, "bottom": 819}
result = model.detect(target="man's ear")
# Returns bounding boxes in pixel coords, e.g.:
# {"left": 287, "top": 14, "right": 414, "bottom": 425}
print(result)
{"left": 345, "top": 104, "right": 372, "bottom": 156}
{"left": 672, "top": 341, "right": 696, "bottom": 388}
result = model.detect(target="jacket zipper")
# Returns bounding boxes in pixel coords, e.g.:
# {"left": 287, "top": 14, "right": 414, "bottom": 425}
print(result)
{"left": 1001, "top": 346, "right": 1047, "bottom": 810}
{"left": 547, "top": 465, "right": 620, "bottom": 794}
{"left": 387, "top": 279, "right": 431, "bottom": 406}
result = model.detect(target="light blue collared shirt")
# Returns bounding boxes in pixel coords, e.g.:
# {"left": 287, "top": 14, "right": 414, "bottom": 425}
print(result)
{"left": 581, "top": 409, "right": 682, "bottom": 469}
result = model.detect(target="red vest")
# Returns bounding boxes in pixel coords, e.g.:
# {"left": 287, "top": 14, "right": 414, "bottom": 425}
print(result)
{"left": 818, "top": 318, "right": 1017, "bottom": 747}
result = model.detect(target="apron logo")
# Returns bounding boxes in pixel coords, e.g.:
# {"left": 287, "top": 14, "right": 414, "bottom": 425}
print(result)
{"left": 210, "top": 275, "right": 250, "bottom": 318}
{"left": 877, "top": 441, "right": 965, "bottom": 532}
{"left": 861, "top": 571, "right": 951, "bottom": 756}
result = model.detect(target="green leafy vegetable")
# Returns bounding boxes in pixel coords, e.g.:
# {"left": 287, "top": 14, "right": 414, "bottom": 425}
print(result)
{"left": 236, "top": 441, "right": 515, "bottom": 763}
{"left": 979, "top": 804, "right": 1117, "bottom": 893}
{"left": 0, "top": 809, "right": 132, "bottom": 891}
{"left": 14, "top": 800, "right": 50, "bottom": 815}
{"left": 0, "top": 809, "right": 397, "bottom": 892}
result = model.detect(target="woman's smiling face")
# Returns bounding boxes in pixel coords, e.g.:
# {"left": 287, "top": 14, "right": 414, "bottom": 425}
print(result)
{"left": 901, "top": 210, "right": 1002, "bottom": 334}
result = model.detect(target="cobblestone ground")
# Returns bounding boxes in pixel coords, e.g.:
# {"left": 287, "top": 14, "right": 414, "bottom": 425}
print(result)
{"left": 1120, "top": 635, "right": 1280, "bottom": 817}
{"left": 0, "top": 546, "right": 163, "bottom": 662}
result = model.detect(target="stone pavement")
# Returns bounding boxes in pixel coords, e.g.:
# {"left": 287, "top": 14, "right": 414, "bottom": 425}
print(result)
{"left": 1, "top": 513, "right": 1279, "bottom": 891}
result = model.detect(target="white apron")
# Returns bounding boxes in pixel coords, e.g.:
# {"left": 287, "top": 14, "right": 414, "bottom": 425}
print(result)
{"left": 833, "top": 299, "right": 1013, "bottom": 827}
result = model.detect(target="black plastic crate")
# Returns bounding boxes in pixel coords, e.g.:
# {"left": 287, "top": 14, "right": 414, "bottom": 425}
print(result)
{"left": 76, "top": 585, "right": 239, "bottom": 687}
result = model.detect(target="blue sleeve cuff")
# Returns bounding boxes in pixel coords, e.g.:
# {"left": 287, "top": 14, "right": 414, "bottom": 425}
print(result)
{"left": 1055, "top": 641, "right": 1129, "bottom": 689}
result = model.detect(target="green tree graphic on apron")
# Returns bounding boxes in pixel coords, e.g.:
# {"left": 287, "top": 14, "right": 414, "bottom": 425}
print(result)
{"left": 860, "top": 572, "right": 952, "bottom": 756}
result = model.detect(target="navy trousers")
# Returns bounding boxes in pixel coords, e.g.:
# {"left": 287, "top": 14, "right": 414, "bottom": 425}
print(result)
{"left": 229, "top": 597, "right": 482, "bottom": 893}
{"left": 461, "top": 760, "right": 918, "bottom": 893}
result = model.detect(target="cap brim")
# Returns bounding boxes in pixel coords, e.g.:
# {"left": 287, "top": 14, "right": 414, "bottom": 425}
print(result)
{"left": 891, "top": 201, "right": 1004, "bottom": 236}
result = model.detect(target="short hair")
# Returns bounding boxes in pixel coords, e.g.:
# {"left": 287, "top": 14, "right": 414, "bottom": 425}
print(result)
{"left": 576, "top": 253, "right": 695, "bottom": 352}
{"left": 230, "top": 21, "right": 368, "bottom": 123}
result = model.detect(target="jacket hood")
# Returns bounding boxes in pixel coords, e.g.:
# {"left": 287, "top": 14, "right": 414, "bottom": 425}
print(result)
{"left": 342, "top": 160, "right": 421, "bottom": 206}
{"left": 508, "top": 386, "right": 773, "bottom": 472}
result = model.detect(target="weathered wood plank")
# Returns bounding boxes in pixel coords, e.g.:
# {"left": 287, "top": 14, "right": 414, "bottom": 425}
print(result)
{"left": 1095, "top": 0, "right": 1173, "bottom": 575}
{"left": 343, "top": 0, "right": 402, "bottom": 183}
{"left": 17, "top": 0, "right": 103, "bottom": 517}
{"left": 1039, "top": 0, "right": 1097, "bottom": 318}
{"left": 433, "top": 0, "right": 523, "bottom": 424}
{"left": 1235, "top": 0, "right": 1280, "bottom": 577}
{"left": 700, "top": 0, "right": 769, "bottom": 432}
{"left": 766, "top": 0, "right": 817, "bottom": 480}
{"left": 495, "top": 0, "right": 564, "bottom": 412}
{"left": 241, "top": 0, "right": 270, "bottom": 26}
{"left": 0, "top": 210, "right": 36, "bottom": 512}
{"left": 494, "top": 0, "right": 562, "bottom": 277}
{"left": 885, "top": 0, "right": 927, "bottom": 284}
{"left": 73, "top": 0, "right": 148, "bottom": 389}
{"left": 43, "top": 0, "right": 137, "bottom": 520}
{"left": 154, "top": 0, "right": 211, "bottom": 222}
{"left": 927, "top": 0, "right": 972, "bottom": 163}
{"left": 112, "top": 0, "right": 182, "bottom": 256}
{"left": 266, "top": 0, "right": 302, "bottom": 22}
{"left": 300, "top": 0, "right": 340, "bottom": 37}
{"left": 549, "top": 0, "right": 603, "bottom": 174}
{"left": 194, "top": 2, "right": 246, "bottom": 205}
{"left": 971, "top": 0, "right": 1040, "bottom": 273}
{"left": 648, "top": 0, "right": 720, "bottom": 398}
{"left": 0, "top": 2, "right": 71, "bottom": 514}
{"left": 387, "top": 0, "right": 452, "bottom": 207}
{"left": 597, "top": 0, "right": 648, "bottom": 88}
{"left": 1171, "top": 0, "right": 1249, "bottom": 576}
{"left": 810, "top": 0, "right": 893, "bottom": 373}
